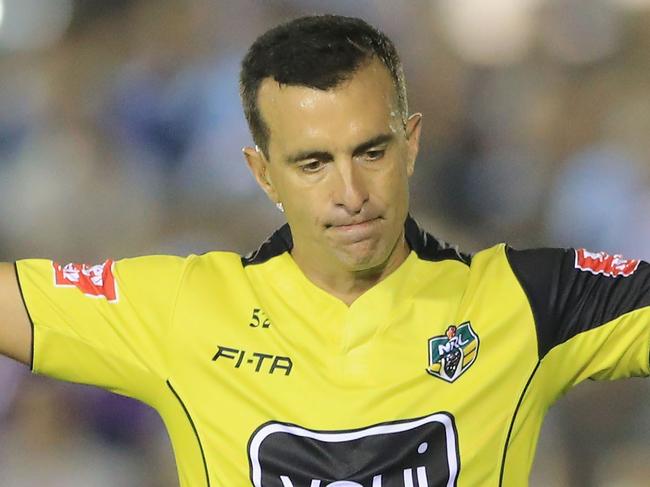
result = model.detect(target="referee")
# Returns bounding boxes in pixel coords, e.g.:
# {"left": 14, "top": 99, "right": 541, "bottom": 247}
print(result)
{"left": 1, "top": 14, "right": 649, "bottom": 487}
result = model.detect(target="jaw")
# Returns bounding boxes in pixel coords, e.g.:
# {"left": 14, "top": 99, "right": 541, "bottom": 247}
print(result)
{"left": 289, "top": 222, "right": 410, "bottom": 305}
{"left": 325, "top": 224, "right": 409, "bottom": 277}
{"left": 330, "top": 238, "right": 385, "bottom": 271}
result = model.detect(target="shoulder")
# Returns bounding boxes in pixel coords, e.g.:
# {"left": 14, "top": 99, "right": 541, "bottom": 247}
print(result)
{"left": 183, "top": 250, "right": 247, "bottom": 276}
{"left": 405, "top": 216, "right": 472, "bottom": 266}
{"left": 116, "top": 251, "right": 247, "bottom": 283}
{"left": 241, "top": 223, "right": 293, "bottom": 267}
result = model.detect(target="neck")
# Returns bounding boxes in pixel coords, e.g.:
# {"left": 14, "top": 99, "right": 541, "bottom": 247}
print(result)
{"left": 291, "top": 235, "right": 410, "bottom": 306}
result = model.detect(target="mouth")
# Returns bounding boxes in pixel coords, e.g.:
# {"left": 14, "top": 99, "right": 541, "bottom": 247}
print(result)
{"left": 325, "top": 217, "right": 382, "bottom": 242}
{"left": 326, "top": 216, "right": 381, "bottom": 230}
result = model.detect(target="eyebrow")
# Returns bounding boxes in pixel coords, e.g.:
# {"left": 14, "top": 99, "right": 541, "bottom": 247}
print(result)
{"left": 286, "top": 133, "right": 395, "bottom": 164}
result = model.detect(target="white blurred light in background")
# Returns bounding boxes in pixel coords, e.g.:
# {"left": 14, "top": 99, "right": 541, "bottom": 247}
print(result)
{"left": 434, "top": 0, "right": 541, "bottom": 66}
{"left": 0, "top": 0, "right": 73, "bottom": 50}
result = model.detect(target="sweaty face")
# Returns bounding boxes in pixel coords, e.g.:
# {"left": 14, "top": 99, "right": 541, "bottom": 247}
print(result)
{"left": 254, "top": 59, "right": 420, "bottom": 273}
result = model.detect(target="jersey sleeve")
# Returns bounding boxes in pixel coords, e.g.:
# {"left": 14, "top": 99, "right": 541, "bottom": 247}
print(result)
{"left": 15, "top": 255, "right": 188, "bottom": 403}
{"left": 506, "top": 246, "right": 650, "bottom": 381}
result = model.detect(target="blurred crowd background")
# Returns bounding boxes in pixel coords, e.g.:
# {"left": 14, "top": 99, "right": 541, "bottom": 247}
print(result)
{"left": 0, "top": 0, "right": 649, "bottom": 485}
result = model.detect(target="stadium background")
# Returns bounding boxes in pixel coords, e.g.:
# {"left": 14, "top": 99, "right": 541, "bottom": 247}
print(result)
{"left": 0, "top": 0, "right": 649, "bottom": 485}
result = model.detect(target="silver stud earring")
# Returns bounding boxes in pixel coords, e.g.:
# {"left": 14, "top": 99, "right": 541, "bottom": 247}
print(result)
{"left": 276, "top": 202, "right": 284, "bottom": 213}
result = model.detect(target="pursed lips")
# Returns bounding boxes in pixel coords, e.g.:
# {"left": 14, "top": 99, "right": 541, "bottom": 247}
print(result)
{"left": 326, "top": 216, "right": 381, "bottom": 229}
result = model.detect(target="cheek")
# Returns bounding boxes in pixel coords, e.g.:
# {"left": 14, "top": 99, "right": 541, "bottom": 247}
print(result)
{"left": 377, "top": 160, "right": 410, "bottom": 203}
{"left": 284, "top": 184, "right": 325, "bottom": 223}
{"left": 272, "top": 170, "right": 307, "bottom": 205}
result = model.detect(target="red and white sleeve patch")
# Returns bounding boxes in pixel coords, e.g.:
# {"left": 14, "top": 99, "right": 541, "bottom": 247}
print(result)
{"left": 574, "top": 248, "right": 640, "bottom": 278}
{"left": 53, "top": 260, "right": 118, "bottom": 302}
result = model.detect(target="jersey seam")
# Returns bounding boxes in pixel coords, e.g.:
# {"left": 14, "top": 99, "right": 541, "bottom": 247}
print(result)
{"left": 165, "top": 254, "right": 196, "bottom": 378}
{"left": 503, "top": 245, "right": 544, "bottom": 361}
{"left": 166, "top": 379, "right": 211, "bottom": 487}
{"left": 500, "top": 244, "right": 545, "bottom": 485}
{"left": 13, "top": 262, "right": 36, "bottom": 370}
{"left": 498, "top": 360, "right": 541, "bottom": 487}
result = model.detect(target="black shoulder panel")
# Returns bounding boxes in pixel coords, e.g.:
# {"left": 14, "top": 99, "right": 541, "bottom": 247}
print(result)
{"left": 506, "top": 246, "right": 650, "bottom": 360}
{"left": 242, "top": 216, "right": 471, "bottom": 267}
{"left": 241, "top": 224, "right": 293, "bottom": 267}
{"left": 405, "top": 215, "right": 472, "bottom": 265}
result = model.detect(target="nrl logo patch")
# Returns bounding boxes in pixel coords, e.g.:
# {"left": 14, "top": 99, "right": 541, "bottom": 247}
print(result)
{"left": 427, "top": 322, "right": 479, "bottom": 383}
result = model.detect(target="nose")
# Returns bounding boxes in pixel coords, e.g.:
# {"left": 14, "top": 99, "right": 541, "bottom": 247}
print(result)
{"left": 332, "top": 159, "right": 369, "bottom": 214}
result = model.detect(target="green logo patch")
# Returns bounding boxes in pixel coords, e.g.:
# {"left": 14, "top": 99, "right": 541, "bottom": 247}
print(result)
{"left": 427, "top": 322, "right": 479, "bottom": 383}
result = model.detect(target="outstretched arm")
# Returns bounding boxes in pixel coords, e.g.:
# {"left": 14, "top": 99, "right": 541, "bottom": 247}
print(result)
{"left": 0, "top": 262, "right": 32, "bottom": 365}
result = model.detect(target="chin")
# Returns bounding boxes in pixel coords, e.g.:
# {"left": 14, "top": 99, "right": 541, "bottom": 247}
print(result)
{"left": 336, "top": 241, "right": 391, "bottom": 271}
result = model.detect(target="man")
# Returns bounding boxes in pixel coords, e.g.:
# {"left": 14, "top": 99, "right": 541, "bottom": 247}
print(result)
{"left": 0, "top": 14, "right": 649, "bottom": 486}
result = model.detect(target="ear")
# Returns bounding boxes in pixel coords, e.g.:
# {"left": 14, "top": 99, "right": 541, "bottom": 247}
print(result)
{"left": 404, "top": 113, "right": 422, "bottom": 177}
{"left": 243, "top": 146, "right": 280, "bottom": 204}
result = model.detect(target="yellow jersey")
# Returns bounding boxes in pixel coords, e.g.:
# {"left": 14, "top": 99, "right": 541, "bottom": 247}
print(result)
{"left": 15, "top": 217, "right": 650, "bottom": 486}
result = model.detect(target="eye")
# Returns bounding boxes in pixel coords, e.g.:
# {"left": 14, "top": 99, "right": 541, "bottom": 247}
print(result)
{"left": 365, "top": 148, "right": 386, "bottom": 161}
{"left": 300, "top": 160, "right": 325, "bottom": 173}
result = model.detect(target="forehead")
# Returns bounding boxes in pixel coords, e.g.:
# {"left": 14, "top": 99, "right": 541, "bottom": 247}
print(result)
{"left": 257, "top": 59, "right": 401, "bottom": 156}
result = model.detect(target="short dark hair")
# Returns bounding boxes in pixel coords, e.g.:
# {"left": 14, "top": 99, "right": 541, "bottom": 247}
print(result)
{"left": 239, "top": 14, "right": 408, "bottom": 157}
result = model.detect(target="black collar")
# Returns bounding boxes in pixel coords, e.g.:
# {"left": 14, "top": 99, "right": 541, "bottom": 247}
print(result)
{"left": 242, "top": 215, "right": 471, "bottom": 267}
